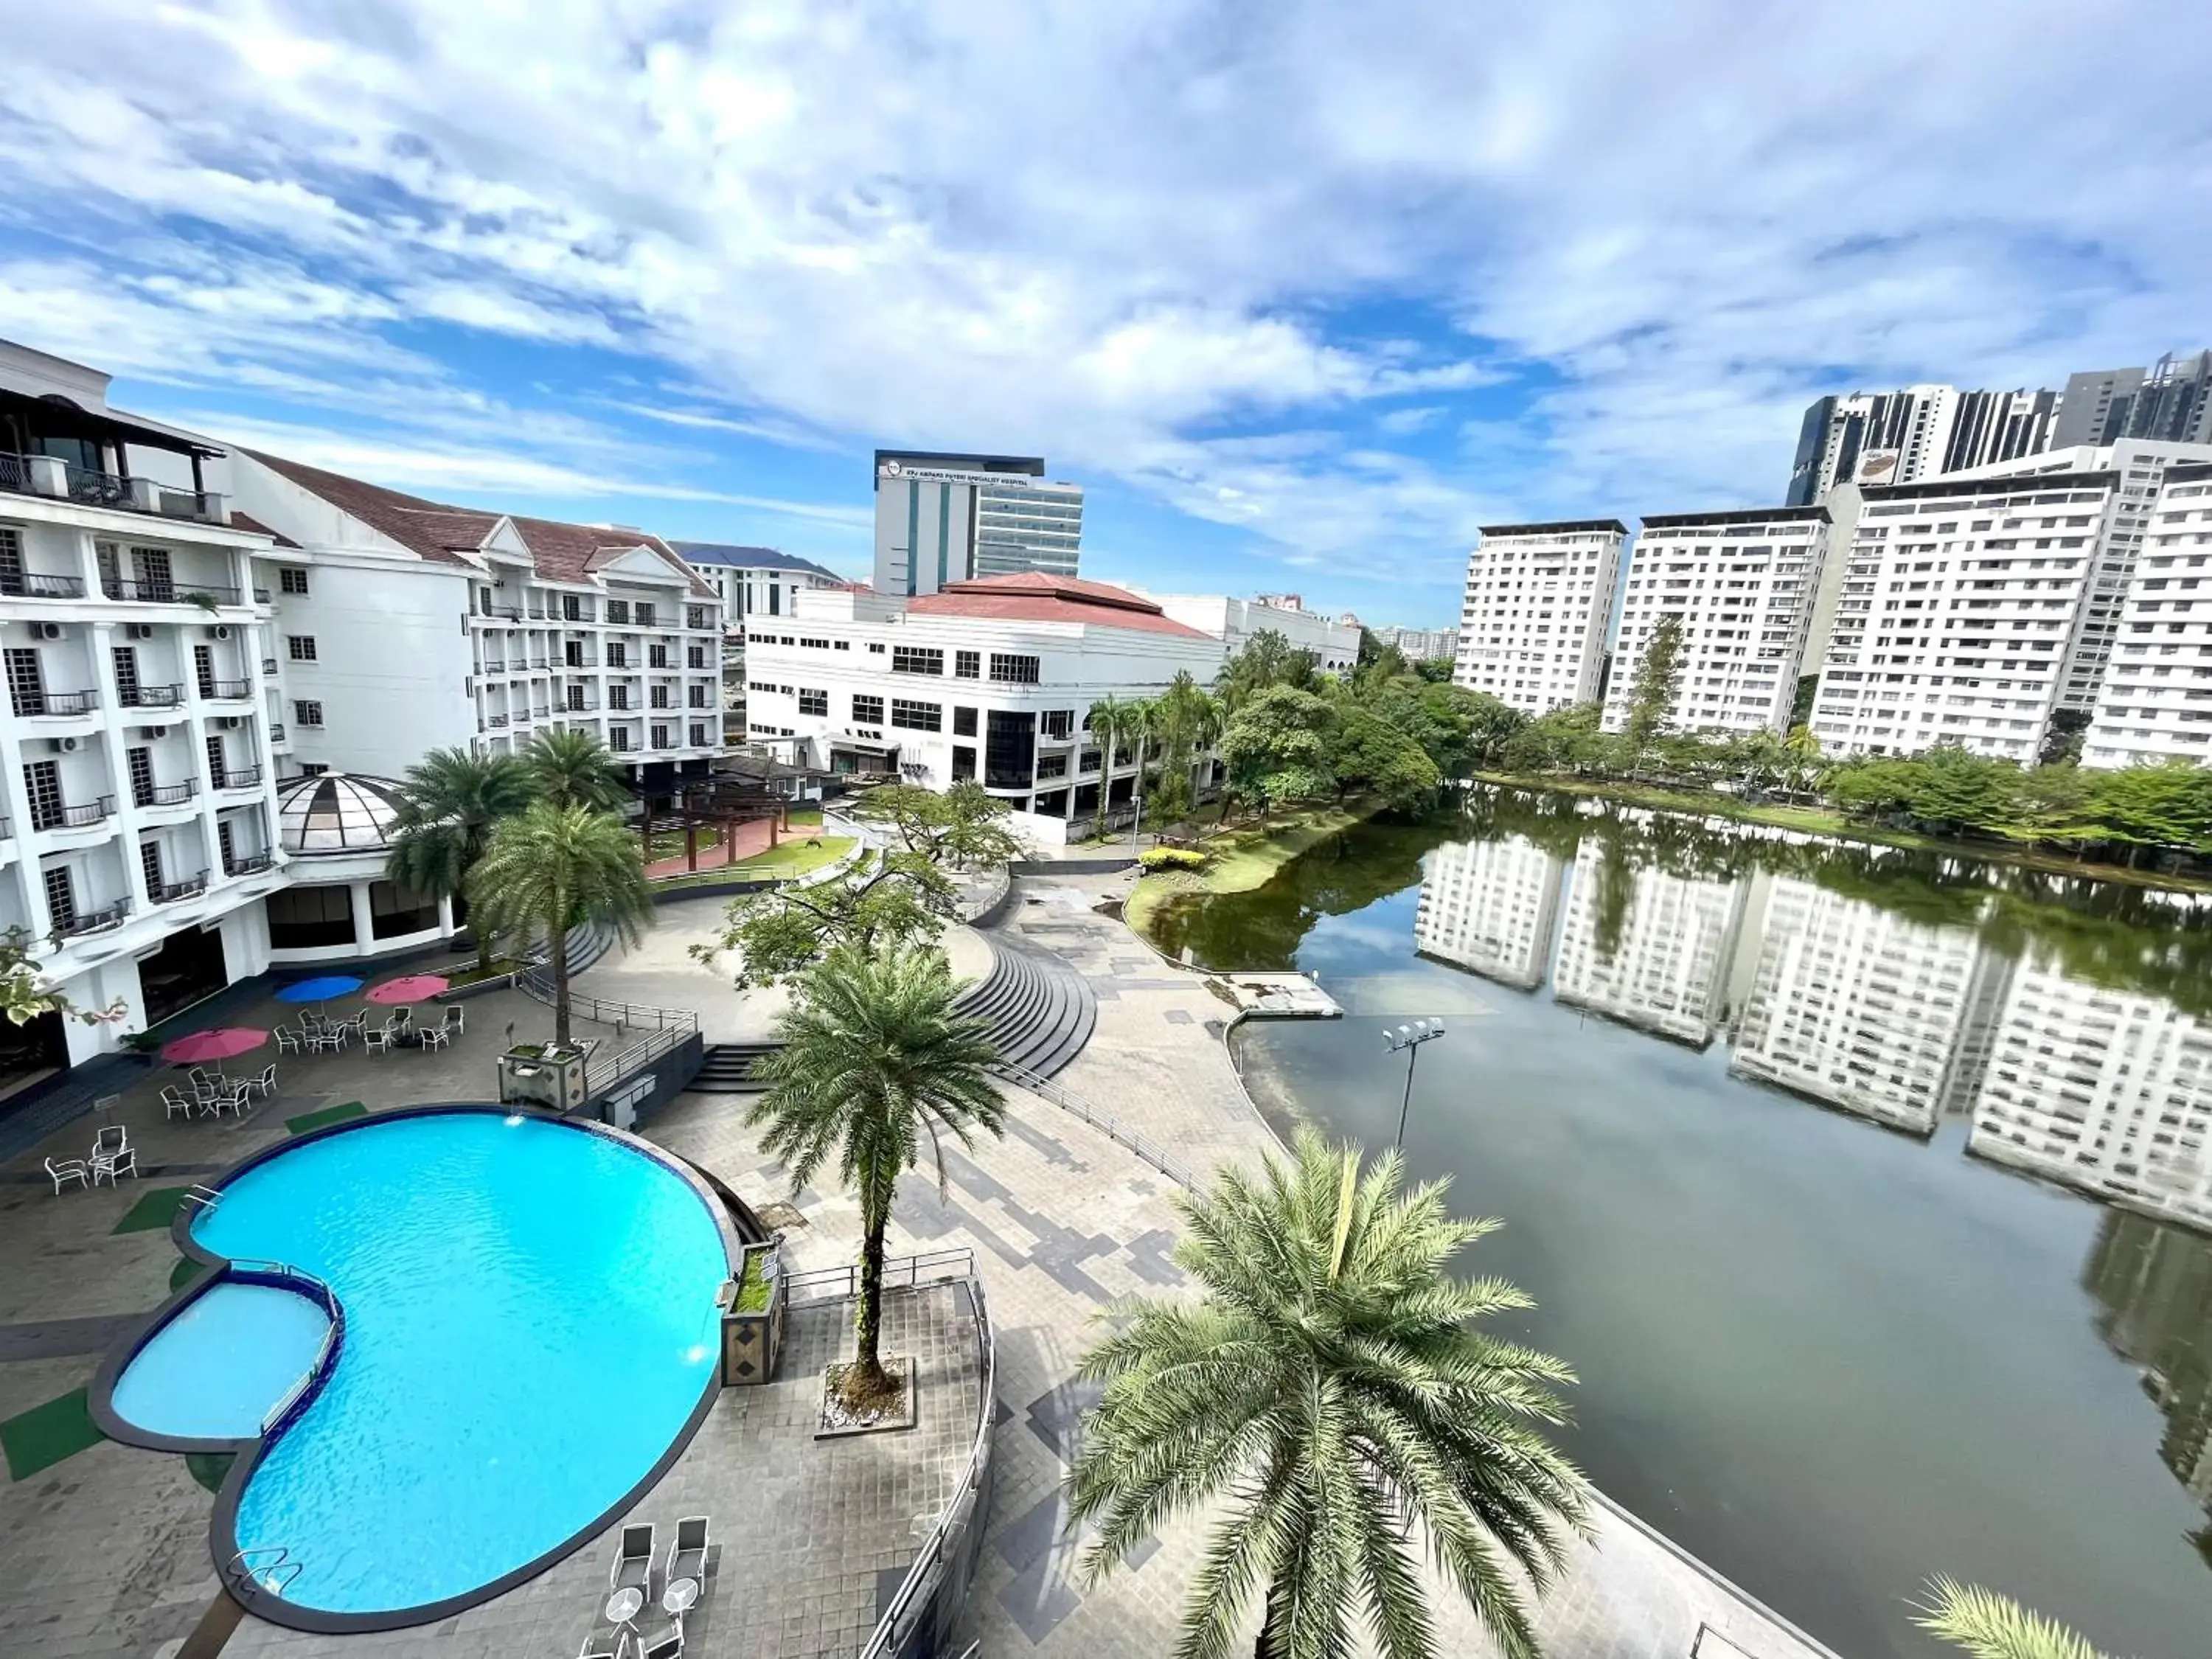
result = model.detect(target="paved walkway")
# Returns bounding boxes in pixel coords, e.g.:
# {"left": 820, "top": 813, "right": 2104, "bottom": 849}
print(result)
{"left": 643, "top": 815, "right": 780, "bottom": 880}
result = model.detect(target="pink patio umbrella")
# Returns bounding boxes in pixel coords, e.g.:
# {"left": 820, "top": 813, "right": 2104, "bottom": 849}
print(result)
{"left": 366, "top": 973, "right": 451, "bottom": 1005}
{"left": 161, "top": 1028, "right": 270, "bottom": 1065}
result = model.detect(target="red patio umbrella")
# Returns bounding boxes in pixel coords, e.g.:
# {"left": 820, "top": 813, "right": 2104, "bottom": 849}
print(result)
{"left": 161, "top": 1028, "right": 271, "bottom": 1065}
{"left": 366, "top": 973, "right": 451, "bottom": 1005}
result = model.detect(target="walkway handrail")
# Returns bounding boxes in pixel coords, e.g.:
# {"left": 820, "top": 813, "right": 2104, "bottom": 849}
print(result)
{"left": 582, "top": 1020, "right": 695, "bottom": 1101}
{"left": 782, "top": 1248, "right": 976, "bottom": 1305}
{"left": 995, "top": 1062, "right": 1200, "bottom": 1191}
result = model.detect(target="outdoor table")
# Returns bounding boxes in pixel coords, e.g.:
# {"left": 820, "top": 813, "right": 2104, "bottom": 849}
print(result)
{"left": 663, "top": 1577, "right": 700, "bottom": 1620}
{"left": 604, "top": 1586, "right": 644, "bottom": 1627}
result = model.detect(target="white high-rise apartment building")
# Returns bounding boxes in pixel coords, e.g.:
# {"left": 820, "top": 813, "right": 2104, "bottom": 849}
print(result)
{"left": 1787, "top": 384, "right": 2060, "bottom": 504}
{"left": 1968, "top": 963, "right": 2212, "bottom": 1231}
{"left": 2083, "top": 460, "right": 2212, "bottom": 765}
{"left": 667, "top": 543, "right": 849, "bottom": 742}
{"left": 1806, "top": 469, "right": 2122, "bottom": 760}
{"left": 1453, "top": 520, "right": 1628, "bottom": 716}
{"left": 872, "top": 451, "right": 1082, "bottom": 597}
{"left": 1602, "top": 501, "right": 1851, "bottom": 737}
{"left": 1552, "top": 845, "right": 1746, "bottom": 1047}
{"left": 1730, "top": 876, "right": 1992, "bottom": 1134}
{"left": 1, "top": 341, "right": 288, "bottom": 1067}
{"left": 1372, "top": 624, "right": 1458, "bottom": 663}
{"left": 1412, "top": 838, "right": 1563, "bottom": 990}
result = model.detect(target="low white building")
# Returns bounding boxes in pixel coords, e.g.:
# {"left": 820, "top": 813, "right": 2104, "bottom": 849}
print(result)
{"left": 262, "top": 771, "right": 459, "bottom": 965}
{"left": 1604, "top": 502, "right": 1850, "bottom": 737}
{"left": 742, "top": 572, "right": 1225, "bottom": 841}
{"left": 667, "top": 542, "right": 849, "bottom": 742}
{"left": 1453, "top": 520, "right": 1628, "bottom": 716}
{"left": 1133, "top": 590, "right": 1360, "bottom": 675}
{"left": 2081, "top": 459, "right": 2212, "bottom": 766}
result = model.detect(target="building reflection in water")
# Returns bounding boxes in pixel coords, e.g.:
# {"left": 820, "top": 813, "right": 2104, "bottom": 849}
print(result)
{"left": 2084, "top": 1210, "right": 2212, "bottom": 1563}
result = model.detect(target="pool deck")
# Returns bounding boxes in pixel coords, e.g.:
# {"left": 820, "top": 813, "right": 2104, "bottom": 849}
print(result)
{"left": 0, "top": 888, "right": 1843, "bottom": 1659}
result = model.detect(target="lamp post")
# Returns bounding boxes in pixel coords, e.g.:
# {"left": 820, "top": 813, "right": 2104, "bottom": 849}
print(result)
{"left": 1383, "top": 1018, "right": 1445, "bottom": 1150}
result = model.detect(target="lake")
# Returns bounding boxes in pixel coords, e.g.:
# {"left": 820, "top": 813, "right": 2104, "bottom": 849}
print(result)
{"left": 1144, "top": 787, "right": 2212, "bottom": 1659}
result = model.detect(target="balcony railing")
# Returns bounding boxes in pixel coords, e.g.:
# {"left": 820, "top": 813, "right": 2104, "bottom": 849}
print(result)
{"left": 564, "top": 698, "right": 601, "bottom": 713}
{"left": 0, "top": 571, "right": 87, "bottom": 599}
{"left": 487, "top": 713, "right": 510, "bottom": 728}
{"left": 254, "top": 587, "right": 271, "bottom": 604}
{"left": 15, "top": 688, "right": 99, "bottom": 717}
{"left": 33, "top": 797, "right": 116, "bottom": 832}
{"left": 103, "top": 580, "right": 243, "bottom": 606}
{"left": 137, "top": 780, "right": 199, "bottom": 807}
{"left": 532, "top": 704, "right": 551, "bottom": 719}
{"left": 215, "top": 766, "right": 265, "bottom": 790}
{"left": 150, "top": 872, "right": 209, "bottom": 903}
{"left": 0, "top": 454, "right": 227, "bottom": 523}
{"left": 224, "top": 849, "right": 276, "bottom": 877}
{"left": 563, "top": 655, "right": 602, "bottom": 669}
{"left": 52, "top": 900, "right": 130, "bottom": 939}
{"left": 119, "top": 684, "right": 184, "bottom": 709}
{"left": 204, "top": 678, "right": 254, "bottom": 700}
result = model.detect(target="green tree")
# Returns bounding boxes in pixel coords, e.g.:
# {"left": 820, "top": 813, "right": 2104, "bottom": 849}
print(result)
{"left": 1781, "top": 722, "right": 1823, "bottom": 796}
{"left": 1217, "top": 628, "right": 1322, "bottom": 713}
{"left": 1328, "top": 705, "right": 1441, "bottom": 810}
{"left": 853, "top": 781, "right": 1026, "bottom": 869}
{"left": 1913, "top": 1577, "right": 2107, "bottom": 1659}
{"left": 1066, "top": 1130, "right": 1586, "bottom": 1659}
{"left": 1220, "top": 685, "right": 1338, "bottom": 818}
{"left": 751, "top": 944, "right": 1004, "bottom": 1409}
{"left": 386, "top": 745, "right": 538, "bottom": 972}
{"left": 521, "top": 727, "right": 630, "bottom": 810}
{"left": 2, "top": 927, "right": 125, "bottom": 1029}
{"left": 1624, "top": 613, "right": 1686, "bottom": 751}
{"left": 1087, "top": 694, "right": 1132, "bottom": 839}
{"left": 467, "top": 803, "right": 653, "bottom": 1045}
{"left": 1411, "top": 657, "right": 1455, "bottom": 684}
{"left": 697, "top": 853, "right": 958, "bottom": 987}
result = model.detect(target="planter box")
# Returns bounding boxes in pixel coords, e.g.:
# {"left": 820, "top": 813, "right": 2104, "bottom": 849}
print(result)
{"left": 498, "top": 1044, "right": 588, "bottom": 1112}
{"left": 720, "top": 1242, "right": 785, "bottom": 1386}
{"left": 434, "top": 972, "right": 519, "bottom": 1003}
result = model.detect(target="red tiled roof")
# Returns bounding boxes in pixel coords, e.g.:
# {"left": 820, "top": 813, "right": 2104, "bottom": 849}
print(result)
{"left": 908, "top": 572, "right": 1214, "bottom": 639}
{"left": 241, "top": 451, "right": 714, "bottom": 597}
{"left": 226, "top": 512, "right": 298, "bottom": 548}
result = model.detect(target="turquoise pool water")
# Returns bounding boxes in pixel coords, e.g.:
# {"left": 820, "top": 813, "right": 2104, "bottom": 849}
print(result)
{"left": 181, "top": 1112, "right": 729, "bottom": 1621}
{"left": 111, "top": 1282, "right": 330, "bottom": 1441}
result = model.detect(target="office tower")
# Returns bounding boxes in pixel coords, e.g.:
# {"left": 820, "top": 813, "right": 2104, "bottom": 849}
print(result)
{"left": 1551, "top": 844, "right": 1746, "bottom": 1048}
{"left": 1603, "top": 498, "right": 1854, "bottom": 737}
{"left": 1787, "top": 385, "right": 2060, "bottom": 505}
{"left": 1729, "top": 876, "right": 1993, "bottom": 1134}
{"left": 871, "top": 451, "right": 1082, "bottom": 597}
{"left": 2056, "top": 352, "right": 2212, "bottom": 449}
{"left": 1453, "top": 520, "right": 1628, "bottom": 716}
{"left": 1412, "top": 838, "right": 1564, "bottom": 991}
{"left": 2082, "top": 460, "right": 2212, "bottom": 765}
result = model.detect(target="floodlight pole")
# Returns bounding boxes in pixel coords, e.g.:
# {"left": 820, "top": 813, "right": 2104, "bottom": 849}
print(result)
{"left": 1383, "top": 1019, "right": 1445, "bottom": 1150}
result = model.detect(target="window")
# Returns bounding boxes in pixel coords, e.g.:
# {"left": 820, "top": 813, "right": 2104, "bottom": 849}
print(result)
{"left": 990, "top": 653, "right": 1040, "bottom": 684}
{"left": 687, "top": 645, "right": 708, "bottom": 669}
{"left": 636, "top": 603, "right": 656, "bottom": 628}
{"left": 1036, "top": 754, "right": 1068, "bottom": 779}
{"left": 688, "top": 686, "right": 709, "bottom": 708}
{"left": 41, "top": 866, "right": 75, "bottom": 929}
{"left": 267, "top": 883, "right": 355, "bottom": 948}
{"left": 296, "top": 762, "right": 329, "bottom": 777}
{"left": 609, "top": 728, "right": 633, "bottom": 752}
{"left": 690, "top": 723, "right": 710, "bottom": 745}
{"left": 651, "top": 724, "right": 671, "bottom": 748}
{"left": 206, "top": 734, "right": 227, "bottom": 788}
{"left": 606, "top": 599, "right": 630, "bottom": 625}
{"left": 649, "top": 644, "right": 669, "bottom": 668}
{"left": 24, "top": 759, "right": 63, "bottom": 831}
{"left": 128, "top": 746, "right": 153, "bottom": 808}
{"left": 566, "top": 687, "right": 588, "bottom": 712}
{"left": 953, "top": 705, "right": 978, "bottom": 737}
{"left": 609, "top": 686, "right": 631, "bottom": 710}
{"left": 293, "top": 699, "right": 324, "bottom": 728}
{"left": 891, "top": 698, "right": 942, "bottom": 731}
{"left": 606, "top": 644, "right": 628, "bottom": 669}
{"left": 369, "top": 880, "right": 439, "bottom": 938}
{"left": 868, "top": 642, "right": 886, "bottom": 654}
{"left": 647, "top": 686, "right": 669, "bottom": 709}
{"left": 279, "top": 567, "right": 310, "bottom": 595}
{"left": 687, "top": 607, "right": 711, "bottom": 630}
{"left": 563, "top": 594, "right": 582, "bottom": 622}
{"left": 1040, "top": 709, "right": 1073, "bottom": 740}
{"left": 798, "top": 688, "right": 828, "bottom": 716}
{"left": 955, "top": 649, "right": 981, "bottom": 679}
{"left": 892, "top": 645, "right": 944, "bottom": 675}
{"left": 950, "top": 745, "right": 977, "bottom": 781}
{"left": 287, "top": 636, "right": 317, "bottom": 661}
{"left": 852, "top": 693, "right": 884, "bottom": 723}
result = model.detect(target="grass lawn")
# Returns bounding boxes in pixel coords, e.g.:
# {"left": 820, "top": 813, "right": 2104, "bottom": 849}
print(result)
{"left": 644, "top": 827, "right": 723, "bottom": 860}
{"left": 446, "top": 956, "right": 520, "bottom": 989}
{"left": 650, "top": 835, "right": 855, "bottom": 891}
{"left": 1123, "top": 798, "right": 1388, "bottom": 936}
{"left": 112, "top": 1186, "right": 195, "bottom": 1236}
{"left": 1, "top": 1388, "right": 102, "bottom": 1480}
{"left": 786, "top": 804, "right": 824, "bottom": 828}
{"left": 285, "top": 1101, "right": 369, "bottom": 1137}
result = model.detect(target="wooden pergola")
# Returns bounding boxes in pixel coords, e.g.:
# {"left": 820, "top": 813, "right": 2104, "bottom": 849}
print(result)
{"left": 638, "top": 780, "right": 793, "bottom": 874}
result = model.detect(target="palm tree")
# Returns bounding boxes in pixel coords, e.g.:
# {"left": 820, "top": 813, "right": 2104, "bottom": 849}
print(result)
{"left": 386, "top": 746, "right": 536, "bottom": 972}
{"left": 1781, "top": 722, "right": 1822, "bottom": 799}
{"left": 1088, "top": 694, "right": 1129, "bottom": 840}
{"left": 1067, "top": 1129, "right": 1587, "bottom": 1659}
{"left": 523, "top": 726, "right": 630, "bottom": 810}
{"left": 750, "top": 944, "right": 1005, "bottom": 1409}
{"left": 1914, "top": 1579, "right": 2105, "bottom": 1659}
{"left": 466, "top": 803, "right": 653, "bottom": 1045}
{"left": 1123, "top": 697, "right": 1161, "bottom": 841}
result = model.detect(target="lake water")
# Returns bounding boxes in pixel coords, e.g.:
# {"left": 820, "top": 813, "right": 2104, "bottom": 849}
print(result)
{"left": 1145, "top": 787, "right": 2212, "bottom": 1659}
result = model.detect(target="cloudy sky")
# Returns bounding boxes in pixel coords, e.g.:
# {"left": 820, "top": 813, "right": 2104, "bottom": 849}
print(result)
{"left": 3, "top": 1, "right": 2206, "bottom": 622}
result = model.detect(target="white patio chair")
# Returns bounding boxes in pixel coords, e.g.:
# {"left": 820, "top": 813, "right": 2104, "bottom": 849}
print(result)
{"left": 418, "top": 1023, "right": 449, "bottom": 1053}
{"left": 245, "top": 1065, "right": 277, "bottom": 1102}
{"left": 362, "top": 1027, "right": 391, "bottom": 1057}
{"left": 93, "top": 1145, "right": 139, "bottom": 1184}
{"left": 91, "top": 1124, "right": 128, "bottom": 1161}
{"left": 46, "top": 1156, "right": 89, "bottom": 1195}
{"left": 274, "top": 1027, "right": 302, "bottom": 1055}
{"left": 444, "top": 1004, "right": 465, "bottom": 1037}
{"left": 309, "top": 1028, "right": 344, "bottom": 1054}
{"left": 160, "top": 1086, "right": 195, "bottom": 1121}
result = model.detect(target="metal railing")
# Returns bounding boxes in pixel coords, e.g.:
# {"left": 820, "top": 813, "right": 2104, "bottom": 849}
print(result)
{"left": 487, "top": 713, "right": 509, "bottom": 728}
{"left": 784, "top": 1248, "right": 977, "bottom": 1306}
{"left": 138, "top": 779, "right": 198, "bottom": 806}
{"left": 262, "top": 657, "right": 278, "bottom": 675}
{"left": 105, "top": 579, "right": 242, "bottom": 605}
{"left": 216, "top": 766, "right": 265, "bottom": 790}
{"left": 52, "top": 898, "right": 129, "bottom": 937}
{"left": 0, "top": 570, "right": 87, "bottom": 598}
{"left": 150, "top": 872, "right": 209, "bottom": 902}
{"left": 205, "top": 678, "right": 253, "bottom": 700}
{"left": 119, "top": 684, "right": 184, "bottom": 709}
{"left": 224, "top": 849, "right": 276, "bottom": 877}
{"left": 995, "top": 1061, "right": 1199, "bottom": 1189}
{"left": 17, "top": 687, "right": 98, "bottom": 716}
{"left": 38, "top": 797, "right": 116, "bottom": 830}
{"left": 583, "top": 1020, "right": 694, "bottom": 1101}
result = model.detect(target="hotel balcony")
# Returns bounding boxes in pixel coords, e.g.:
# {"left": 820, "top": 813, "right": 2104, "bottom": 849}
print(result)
{"left": 0, "top": 569, "right": 88, "bottom": 599}
{"left": 52, "top": 898, "right": 131, "bottom": 938}
{"left": 34, "top": 797, "right": 116, "bottom": 831}
{"left": 118, "top": 684, "right": 185, "bottom": 711}
{"left": 215, "top": 766, "right": 265, "bottom": 792}
{"left": 101, "top": 578, "right": 243, "bottom": 605}
{"left": 223, "top": 848, "right": 276, "bottom": 878}
{"left": 150, "top": 872, "right": 209, "bottom": 904}
{"left": 204, "top": 678, "right": 254, "bottom": 701}
{"left": 0, "top": 451, "right": 229, "bottom": 525}
{"left": 13, "top": 687, "right": 100, "bottom": 717}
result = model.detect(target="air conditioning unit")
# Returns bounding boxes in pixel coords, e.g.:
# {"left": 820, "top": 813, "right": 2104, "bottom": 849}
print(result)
{"left": 206, "top": 625, "right": 233, "bottom": 641}
{"left": 125, "top": 623, "right": 156, "bottom": 641}
{"left": 31, "top": 622, "right": 63, "bottom": 641}
{"left": 145, "top": 725, "right": 170, "bottom": 740}
{"left": 219, "top": 716, "right": 244, "bottom": 730}
{"left": 46, "top": 736, "right": 80, "bottom": 754}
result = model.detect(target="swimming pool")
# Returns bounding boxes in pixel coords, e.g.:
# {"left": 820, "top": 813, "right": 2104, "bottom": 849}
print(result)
{"left": 96, "top": 1109, "right": 733, "bottom": 1630}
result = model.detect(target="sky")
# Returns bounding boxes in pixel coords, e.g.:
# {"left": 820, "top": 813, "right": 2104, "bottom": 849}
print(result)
{"left": 2, "top": 2, "right": 2208, "bottom": 627}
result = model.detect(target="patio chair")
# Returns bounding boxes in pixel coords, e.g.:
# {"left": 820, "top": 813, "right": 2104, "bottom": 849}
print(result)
{"left": 46, "top": 1156, "right": 89, "bottom": 1196}
{"left": 92, "top": 1145, "right": 139, "bottom": 1184}
{"left": 309, "top": 1027, "right": 345, "bottom": 1054}
{"left": 609, "top": 1523, "right": 655, "bottom": 1599}
{"left": 362, "top": 1027, "right": 391, "bottom": 1057}
{"left": 245, "top": 1065, "right": 277, "bottom": 1103}
{"left": 187, "top": 1066, "right": 218, "bottom": 1093}
{"left": 221, "top": 1083, "right": 255, "bottom": 1118}
{"left": 161, "top": 1085, "right": 195, "bottom": 1121}
{"left": 661, "top": 1516, "right": 709, "bottom": 1602}
{"left": 91, "top": 1124, "right": 128, "bottom": 1159}
{"left": 442, "top": 1005, "right": 465, "bottom": 1037}
{"left": 274, "top": 1027, "right": 302, "bottom": 1055}
{"left": 418, "top": 1022, "right": 449, "bottom": 1053}
{"left": 639, "top": 1628, "right": 683, "bottom": 1659}
{"left": 577, "top": 1634, "right": 636, "bottom": 1659}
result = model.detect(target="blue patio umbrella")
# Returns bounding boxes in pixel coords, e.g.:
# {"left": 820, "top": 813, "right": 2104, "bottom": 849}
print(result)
{"left": 275, "top": 975, "right": 364, "bottom": 1007}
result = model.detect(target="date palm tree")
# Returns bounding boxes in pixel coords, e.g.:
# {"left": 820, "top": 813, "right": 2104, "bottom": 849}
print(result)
{"left": 385, "top": 746, "right": 536, "bottom": 972}
{"left": 522, "top": 726, "right": 630, "bottom": 810}
{"left": 750, "top": 943, "right": 1004, "bottom": 1410}
{"left": 1914, "top": 1579, "right": 2106, "bottom": 1659}
{"left": 1067, "top": 1129, "right": 1587, "bottom": 1659}
{"left": 466, "top": 803, "right": 653, "bottom": 1044}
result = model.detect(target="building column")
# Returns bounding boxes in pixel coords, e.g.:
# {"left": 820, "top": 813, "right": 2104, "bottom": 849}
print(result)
{"left": 88, "top": 621, "right": 153, "bottom": 914}
{"left": 349, "top": 880, "right": 376, "bottom": 957}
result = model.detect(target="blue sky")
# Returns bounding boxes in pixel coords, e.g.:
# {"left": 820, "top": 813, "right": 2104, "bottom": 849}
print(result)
{"left": 2, "top": 1, "right": 2206, "bottom": 627}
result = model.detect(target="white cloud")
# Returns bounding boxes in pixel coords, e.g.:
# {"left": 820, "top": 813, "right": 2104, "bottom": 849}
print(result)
{"left": 0, "top": 0, "right": 2205, "bottom": 599}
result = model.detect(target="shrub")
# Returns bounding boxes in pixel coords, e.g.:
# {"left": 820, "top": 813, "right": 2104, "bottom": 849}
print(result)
{"left": 1139, "top": 846, "right": 1208, "bottom": 872}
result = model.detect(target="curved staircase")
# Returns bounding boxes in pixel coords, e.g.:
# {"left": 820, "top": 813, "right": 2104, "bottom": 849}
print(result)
{"left": 690, "top": 932, "right": 1096, "bottom": 1094}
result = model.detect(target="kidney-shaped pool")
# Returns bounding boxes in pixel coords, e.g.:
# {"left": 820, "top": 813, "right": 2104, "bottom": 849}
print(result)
{"left": 100, "top": 1109, "right": 732, "bottom": 1629}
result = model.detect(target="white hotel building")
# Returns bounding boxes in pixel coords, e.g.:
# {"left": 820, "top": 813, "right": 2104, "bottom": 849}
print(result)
{"left": 1602, "top": 501, "right": 1851, "bottom": 737}
{"left": 1453, "top": 520, "right": 1628, "bottom": 716}
{"left": 741, "top": 572, "right": 1225, "bottom": 838}
{"left": 2081, "top": 459, "right": 2212, "bottom": 766}
{"left": 1412, "top": 838, "right": 1563, "bottom": 991}
{"left": 1131, "top": 590, "right": 1360, "bottom": 675}
{"left": 1969, "top": 962, "right": 2212, "bottom": 1232}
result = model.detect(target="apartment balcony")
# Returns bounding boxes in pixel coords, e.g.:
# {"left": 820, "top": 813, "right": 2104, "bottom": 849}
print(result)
{"left": 135, "top": 780, "right": 198, "bottom": 807}
{"left": 253, "top": 587, "right": 271, "bottom": 605}
{"left": 15, "top": 688, "right": 99, "bottom": 717}
{"left": 203, "top": 678, "right": 254, "bottom": 701}
{"left": 215, "top": 766, "right": 265, "bottom": 791}
{"left": 150, "top": 872, "right": 209, "bottom": 904}
{"left": 532, "top": 704, "right": 551, "bottom": 720}
{"left": 487, "top": 713, "right": 510, "bottom": 728}
{"left": 563, "top": 698, "right": 602, "bottom": 714}
{"left": 33, "top": 798, "right": 115, "bottom": 832}
{"left": 563, "top": 654, "right": 602, "bottom": 669}
{"left": 0, "top": 452, "right": 228, "bottom": 524}
{"left": 223, "top": 849, "right": 276, "bottom": 878}
{"left": 269, "top": 723, "right": 288, "bottom": 746}
{"left": 102, "top": 579, "right": 243, "bottom": 606}
{"left": 119, "top": 684, "right": 184, "bottom": 710}
{"left": 0, "top": 569, "right": 88, "bottom": 599}
{"left": 52, "top": 898, "right": 131, "bottom": 938}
